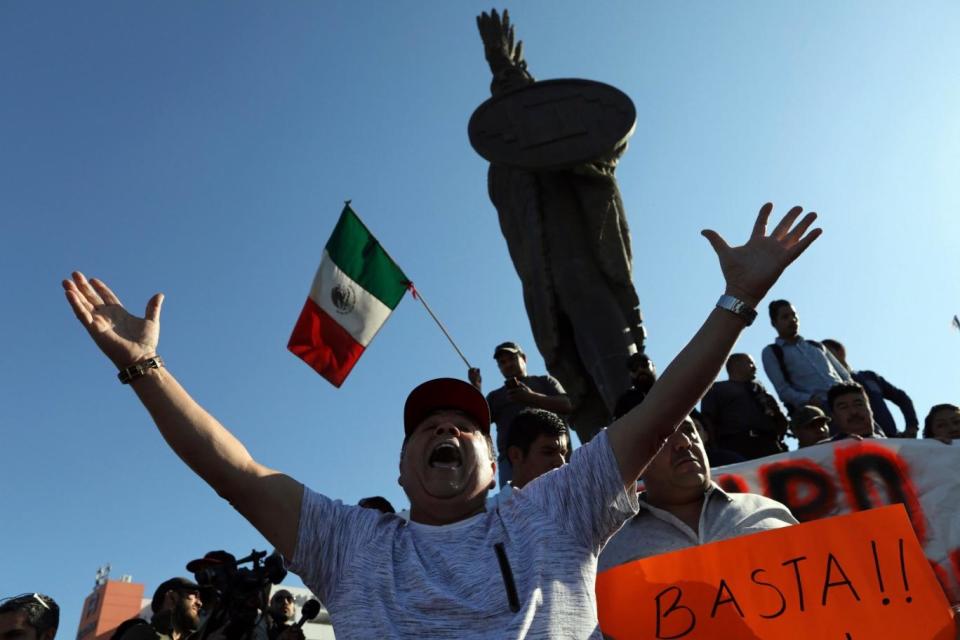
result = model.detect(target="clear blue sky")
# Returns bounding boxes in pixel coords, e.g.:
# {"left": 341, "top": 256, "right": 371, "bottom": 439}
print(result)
{"left": 2, "top": 1, "right": 958, "bottom": 634}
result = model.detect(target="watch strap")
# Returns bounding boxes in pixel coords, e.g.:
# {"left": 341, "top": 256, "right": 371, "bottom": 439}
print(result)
{"left": 118, "top": 356, "right": 164, "bottom": 384}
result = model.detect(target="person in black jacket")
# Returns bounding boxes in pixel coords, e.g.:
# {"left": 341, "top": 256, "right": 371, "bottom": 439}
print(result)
{"left": 701, "top": 353, "right": 788, "bottom": 460}
{"left": 821, "top": 339, "right": 918, "bottom": 438}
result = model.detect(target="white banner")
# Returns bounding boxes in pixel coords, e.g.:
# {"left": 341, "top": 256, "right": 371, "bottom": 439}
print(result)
{"left": 708, "top": 439, "right": 960, "bottom": 602}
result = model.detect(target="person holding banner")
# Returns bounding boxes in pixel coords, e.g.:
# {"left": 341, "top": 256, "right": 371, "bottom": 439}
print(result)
{"left": 62, "top": 202, "right": 819, "bottom": 638}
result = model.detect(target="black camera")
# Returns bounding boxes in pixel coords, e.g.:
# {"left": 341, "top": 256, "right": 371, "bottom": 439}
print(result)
{"left": 189, "top": 549, "right": 288, "bottom": 640}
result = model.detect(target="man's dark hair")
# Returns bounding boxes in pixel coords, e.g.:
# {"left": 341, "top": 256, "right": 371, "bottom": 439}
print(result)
{"left": 505, "top": 409, "right": 569, "bottom": 458}
{"left": 923, "top": 404, "right": 959, "bottom": 439}
{"left": 768, "top": 299, "right": 792, "bottom": 324}
{"left": 724, "top": 353, "right": 749, "bottom": 375}
{"left": 821, "top": 338, "right": 843, "bottom": 354}
{"left": 827, "top": 381, "right": 866, "bottom": 410}
{"left": 358, "top": 496, "right": 396, "bottom": 514}
{"left": 0, "top": 594, "right": 59, "bottom": 638}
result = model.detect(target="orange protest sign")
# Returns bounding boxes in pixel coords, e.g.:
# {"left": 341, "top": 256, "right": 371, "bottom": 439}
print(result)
{"left": 597, "top": 505, "right": 954, "bottom": 639}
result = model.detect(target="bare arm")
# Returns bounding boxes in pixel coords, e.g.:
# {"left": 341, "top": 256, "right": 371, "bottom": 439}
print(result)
{"left": 607, "top": 204, "right": 821, "bottom": 486}
{"left": 63, "top": 272, "right": 302, "bottom": 558}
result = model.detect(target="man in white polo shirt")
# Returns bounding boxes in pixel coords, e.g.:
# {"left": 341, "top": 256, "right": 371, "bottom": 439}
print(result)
{"left": 599, "top": 416, "right": 797, "bottom": 572}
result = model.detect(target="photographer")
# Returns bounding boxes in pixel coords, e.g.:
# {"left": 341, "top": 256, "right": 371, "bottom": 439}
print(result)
{"left": 114, "top": 579, "right": 201, "bottom": 640}
{"left": 187, "top": 550, "right": 285, "bottom": 640}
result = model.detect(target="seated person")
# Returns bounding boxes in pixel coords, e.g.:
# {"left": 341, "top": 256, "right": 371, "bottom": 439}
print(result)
{"left": 788, "top": 405, "right": 831, "bottom": 448}
{"left": 923, "top": 404, "right": 960, "bottom": 445}
{"left": 827, "top": 382, "right": 885, "bottom": 441}
{"left": 598, "top": 416, "right": 796, "bottom": 571}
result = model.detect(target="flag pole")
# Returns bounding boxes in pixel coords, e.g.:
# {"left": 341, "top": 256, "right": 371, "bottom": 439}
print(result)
{"left": 343, "top": 200, "right": 473, "bottom": 369}
{"left": 408, "top": 283, "right": 473, "bottom": 369}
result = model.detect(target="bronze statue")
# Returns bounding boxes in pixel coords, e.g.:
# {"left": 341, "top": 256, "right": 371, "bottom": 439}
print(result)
{"left": 470, "top": 9, "right": 647, "bottom": 442}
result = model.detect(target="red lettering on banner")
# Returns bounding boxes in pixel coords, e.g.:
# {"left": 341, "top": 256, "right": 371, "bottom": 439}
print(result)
{"left": 758, "top": 459, "right": 837, "bottom": 522}
{"left": 715, "top": 473, "right": 749, "bottom": 493}
{"left": 834, "top": 442, "right": 927, "bottom": 544}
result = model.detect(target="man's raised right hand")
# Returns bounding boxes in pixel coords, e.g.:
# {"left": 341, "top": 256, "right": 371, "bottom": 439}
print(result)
{"left": 63, "top": 271, "right": 163, "bottom": 370}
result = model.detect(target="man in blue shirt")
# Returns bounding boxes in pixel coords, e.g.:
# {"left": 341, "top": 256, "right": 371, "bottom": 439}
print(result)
{"left": 761, "top": 300, "right": 851, "bottom": 415}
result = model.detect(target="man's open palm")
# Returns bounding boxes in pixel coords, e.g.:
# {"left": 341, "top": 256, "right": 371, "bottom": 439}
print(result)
{"left": 701, "top": 203, "right": 821, "bottom": 306}
{"left": 63, "top": 271, "right": 162, "bottom": 369}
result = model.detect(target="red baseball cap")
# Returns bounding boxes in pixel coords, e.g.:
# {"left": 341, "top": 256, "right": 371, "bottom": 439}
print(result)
{"left": 403, "top": 378, "right": 491, "bottom": 439}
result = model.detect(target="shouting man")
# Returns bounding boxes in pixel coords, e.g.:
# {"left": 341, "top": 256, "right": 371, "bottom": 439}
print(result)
{"left": 64, "top": 204, "right": 819, "bottom": 638}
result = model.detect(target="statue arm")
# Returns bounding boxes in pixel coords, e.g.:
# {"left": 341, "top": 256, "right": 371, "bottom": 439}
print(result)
{"left": 476, "top": 8, "right": 534, "bottom": 95}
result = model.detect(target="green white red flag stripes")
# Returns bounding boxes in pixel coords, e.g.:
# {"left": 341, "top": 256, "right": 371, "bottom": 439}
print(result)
{"left": 288, "top": 205, "right": 408, "bottom": 387}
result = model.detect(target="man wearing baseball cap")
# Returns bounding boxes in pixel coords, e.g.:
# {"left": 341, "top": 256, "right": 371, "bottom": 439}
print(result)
{"left": 64, "top": 203, "right": 821, "bottom": 637}
{"left": 789, "top": 405, "right": 832, "bottom": 448}
{"left": 468, "top": 341, "right": 572, "bottom": 487}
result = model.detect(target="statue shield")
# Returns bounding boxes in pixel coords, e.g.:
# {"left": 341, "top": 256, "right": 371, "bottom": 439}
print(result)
{"left": 468, "top": 78, "right": 637, "bottom": 170}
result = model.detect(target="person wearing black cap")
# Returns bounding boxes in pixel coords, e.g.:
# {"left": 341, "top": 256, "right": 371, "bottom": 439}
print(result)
{"left": 468, "top": 341, "right": 572, "bottom": 487}
{"left": 64, "top": 203, "right": 821, "bottom": 638}
{"left": 114, "top": 578, "right": 201, "bottom": 640}
{"left": 789, "top": 405, "right": 832, "bottom": 448}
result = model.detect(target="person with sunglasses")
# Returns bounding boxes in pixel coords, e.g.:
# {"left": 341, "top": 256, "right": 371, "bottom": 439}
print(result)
{"left": 0, "top": 594, "right": 59, "bottom": 640}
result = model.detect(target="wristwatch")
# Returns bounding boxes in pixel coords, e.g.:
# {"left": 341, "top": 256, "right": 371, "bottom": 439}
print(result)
{"left": 716, "top": 295, "right": 757, "bottom": 326}
{"left": 118, "top": 356, "right": 164, "bottom": 384}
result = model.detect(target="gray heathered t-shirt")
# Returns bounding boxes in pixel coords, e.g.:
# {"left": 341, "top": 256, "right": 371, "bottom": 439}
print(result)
{"left": 290, "top": 429, "right": 638, "bottom": 639}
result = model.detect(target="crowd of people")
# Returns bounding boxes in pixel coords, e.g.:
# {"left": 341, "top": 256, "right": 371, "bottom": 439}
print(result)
{"left": 1, "top": 553, "right": 323, "bottom": 640}
{"left": 32, "top": 205, "right": 952, "bottom": 637}
{"left": 468, "top": 299, "right": 957, "bottom": 479}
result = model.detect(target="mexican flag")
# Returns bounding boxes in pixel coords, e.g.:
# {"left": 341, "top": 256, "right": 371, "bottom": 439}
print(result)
{"left": 288, "top": 204, "right": 408, "bottom": 387}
